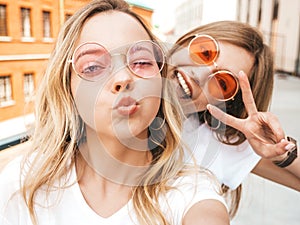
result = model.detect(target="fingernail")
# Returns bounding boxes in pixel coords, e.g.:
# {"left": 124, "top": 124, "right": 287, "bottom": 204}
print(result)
{"left": 238, "top": 71, "right": 245, "bottom": 76}
{"left": 285, "top": 143, "right": 296, "bottom": 151}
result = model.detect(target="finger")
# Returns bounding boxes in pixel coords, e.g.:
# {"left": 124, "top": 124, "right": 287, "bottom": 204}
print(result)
{"left": 260, "top": 112, "right": 285, "bottom": 141}
{"left": 263, "top": 142, "right": 288, "bottom": 158}
{"left": 237, "top": 71, "right": 258, "bottom": 115}
{"left": 249, "top": 138, "right": 288, "bottom": 158}
{"left": 270, "top": 139, "right": 293, "bottom": 158}
{"left": 207, "top": 104, "right": 244, "bottom": 130}
{"left": 259, "top": 139, "right": 295, "bottom": 159}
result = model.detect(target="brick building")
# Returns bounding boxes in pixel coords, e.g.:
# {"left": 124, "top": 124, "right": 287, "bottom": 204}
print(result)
{"left": 0, "top": 0, "right": 91, "bottom": 122}
{"left": 0, "top": 0, "right": 153, "bottom": 122}
{"left": 0, "top": 0, "right": 153, "bottom": 148}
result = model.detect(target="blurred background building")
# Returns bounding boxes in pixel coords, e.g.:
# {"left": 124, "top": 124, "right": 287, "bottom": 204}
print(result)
{"left": 151, "top": 0, "right": 300, "bottom": 77}
{"left": 0, "top": 0, "right": 92, "bottom": 122}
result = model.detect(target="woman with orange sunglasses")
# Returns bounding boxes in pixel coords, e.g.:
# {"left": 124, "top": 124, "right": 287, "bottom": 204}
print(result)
{"left": 168, "top": 20, "right": 299, "bottom": 216}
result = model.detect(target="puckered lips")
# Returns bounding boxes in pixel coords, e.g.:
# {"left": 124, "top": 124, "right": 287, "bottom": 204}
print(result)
{"left": 113, "top": 96, "right": 139, "bottom": 116}
{"left": 176, "top": 70, "right": 192, "bottom": 99}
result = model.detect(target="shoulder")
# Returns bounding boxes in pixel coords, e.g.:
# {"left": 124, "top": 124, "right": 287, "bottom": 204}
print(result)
{"left": 0, "top": 142, "right": 31, "bottom": 172}
{"left": 171, "top": 171, "right": 226, "bottom": 205}
{"left": 183, "top": 198, "right": 230, "bottom": 225}
{"left": 0, "top": 142, "right": 33, "bottom": 204}
{"left": 160, "top": 171, "right": 228, "bottom": 224}
{"left": 0, "top": 151, "right": 24, "bottom": 195}
{"left": 0, "top": 151, "right": 24, "bottom": 221}
{"left": 173, "top": 169, "right": 229, "bottom": 225}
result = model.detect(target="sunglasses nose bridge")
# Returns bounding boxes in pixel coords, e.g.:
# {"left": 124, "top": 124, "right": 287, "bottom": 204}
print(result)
{"left": 110, "top": 53, "right": 128, "bottom": 73}
{"left": 188, "top": 65, "right": 215, "bottom": 83}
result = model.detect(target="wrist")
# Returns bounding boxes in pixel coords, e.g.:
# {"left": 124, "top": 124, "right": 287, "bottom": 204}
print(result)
{"left": 271, "top": 151, "right": 289, "bottom": 162}
{"left": 273, "top": 136, "right": 298, "bottom": 168}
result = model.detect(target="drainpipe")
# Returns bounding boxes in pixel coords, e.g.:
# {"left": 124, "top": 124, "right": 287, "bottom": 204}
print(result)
{"left": 59, "top": 0, "right": 65, "bottom": 26}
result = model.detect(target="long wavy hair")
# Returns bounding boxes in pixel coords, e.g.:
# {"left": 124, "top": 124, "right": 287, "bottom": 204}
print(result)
{"left": 168, "top": 20, "right": 274, "bottom": 217}
{"left": 22, "top": 0, "right": 186, "bottom": 224}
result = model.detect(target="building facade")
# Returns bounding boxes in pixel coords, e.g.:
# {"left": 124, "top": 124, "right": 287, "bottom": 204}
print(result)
{"left": 237, "top": 0, "right": 300, "bottom": 76}
{"left": 0, "top": 0, "right": 153, "bottom": 123}
{"left": 0, "top": 0, "right": 91, "bottom": 122}
{"left": 163, "top": 0, "right": 300, "bottom": 76}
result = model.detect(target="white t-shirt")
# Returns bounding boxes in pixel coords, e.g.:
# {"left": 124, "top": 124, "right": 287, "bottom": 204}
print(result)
{"left": 0, "top": 156, "right": 227, "bottom": 225}
{"left": 183, "top": 118, "right": 261, "bottom": 190}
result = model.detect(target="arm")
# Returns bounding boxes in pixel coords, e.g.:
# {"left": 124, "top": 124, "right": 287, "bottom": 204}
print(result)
{"left": 207, "top": 71, "right": 300, "bottom": 180}
{"left": 252, "top": 158, "right": 300, "bottom": 191}
{"left": 183, "top": 200, "right": 229, "bottom": 225}
{"left": 285, "top": 154, "right": 300, "bottom": 178}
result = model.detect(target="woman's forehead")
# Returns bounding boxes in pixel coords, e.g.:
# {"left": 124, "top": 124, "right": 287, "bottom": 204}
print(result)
{"left": 77, "top": 11, "right": 151, "bottom": 49}
{"left": 216, "top": 41, "right": 254, "bottom": 75}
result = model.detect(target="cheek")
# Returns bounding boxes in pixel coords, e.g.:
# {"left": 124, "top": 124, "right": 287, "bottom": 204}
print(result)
{"left": 139, "top": 77, "right": 162, "bottom": 120}
{"left": 191, "top": 93, "right": 210, "bottom": 112}
{"left": 70, "top": 73, "right": 79, "bottom": 98}
{"left": 72, "top": 74, "right": 108, "bottom": 130}
{"left": 144, "top": 96, "right": 161, "bottom": 120}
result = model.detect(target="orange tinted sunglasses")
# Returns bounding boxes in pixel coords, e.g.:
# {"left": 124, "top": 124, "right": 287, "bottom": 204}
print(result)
{"left": 187, "top": 34, "right": 239, "bottom": 101}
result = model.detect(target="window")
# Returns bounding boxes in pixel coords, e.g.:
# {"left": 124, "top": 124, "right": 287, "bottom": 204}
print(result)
{"left": 43, "top": 11, "right": 51, "bottom": 38}
{"left": 24, "top": 73, "right": 34, "bottom": 101}
{"left": 246, "top": 0, "right": 250, "bottom": 23}
{"left": 257, "top": 0, "right": 262, "bottom": 28}
{"left": 65, "top": 13, "right": 72, "bottom": 21}
{"left": 0, "top": 5, "right": 7, "bottom": 36}
{"left": 21, "top": 8, "right": 31, "bottom": 38}
{"left": 0, "top": 76, "right": 12, "bottom": 104}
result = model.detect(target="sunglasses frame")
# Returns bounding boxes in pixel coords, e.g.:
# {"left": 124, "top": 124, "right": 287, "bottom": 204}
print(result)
{"left": 69, "top": 40, "right": 166, "bottom": 82}
{"left": 207, "top": 70, "right": 239, "bottom": 102}
{"left": 187, "top": 34, "right": 220, "bottom": 66}
{"left": 181, "top": 34, "right": 239, "bottom": 101}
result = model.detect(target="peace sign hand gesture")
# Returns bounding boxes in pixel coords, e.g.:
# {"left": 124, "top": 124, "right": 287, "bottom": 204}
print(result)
{"left": 207, "top": 71, "right": 296, "bottom": 161}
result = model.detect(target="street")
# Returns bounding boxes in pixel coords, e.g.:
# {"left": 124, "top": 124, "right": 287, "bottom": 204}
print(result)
{"left": 231, "top": 74, "right": 300, "bottom": 225}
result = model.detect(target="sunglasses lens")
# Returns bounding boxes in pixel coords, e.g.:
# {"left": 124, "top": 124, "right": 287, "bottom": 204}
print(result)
{"left": 189, "top": 35, "right": 218, "bottom": 65}
{"left": 72, "top": 41, "right": 164, "bottom": 82}
{"left": 127, "top": 41, "right": 164, "bottom": 78}
{"left": 207, "top": 71, "right": 238, "bottom": 101}
{"left": 72, "top": 43, "right": 111, "bottom": 82}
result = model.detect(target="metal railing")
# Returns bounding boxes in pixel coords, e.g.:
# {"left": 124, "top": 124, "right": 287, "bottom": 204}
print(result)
{"left": 0, "top": 132, "right": 29, "bottom": 151}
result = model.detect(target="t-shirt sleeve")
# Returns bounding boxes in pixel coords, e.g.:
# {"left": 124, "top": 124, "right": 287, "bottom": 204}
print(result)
{"left": 0, "top": 157, "right": 23, "bottom": 225}
{"left": 209, "top": 140, "right": 261, "bottom": 189}
{"left": 161, "top": 173, "right": 227, "bottom": 224}
{"left": 183, "top": 123, "right": 261, "bottom": 190}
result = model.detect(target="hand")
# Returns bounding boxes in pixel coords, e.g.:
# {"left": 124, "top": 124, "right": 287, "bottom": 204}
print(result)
{"left": 207, "top": 71, "right": 295, "bottom": 160}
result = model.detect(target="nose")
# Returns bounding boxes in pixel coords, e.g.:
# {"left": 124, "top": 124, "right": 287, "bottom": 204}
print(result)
{"left": 112, "top": 68, "right": 134, "bottom": 93}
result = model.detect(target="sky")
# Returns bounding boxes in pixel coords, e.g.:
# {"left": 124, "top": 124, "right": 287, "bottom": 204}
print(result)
{"left": 126, "top": 0, "right": 238, "bottom": 32}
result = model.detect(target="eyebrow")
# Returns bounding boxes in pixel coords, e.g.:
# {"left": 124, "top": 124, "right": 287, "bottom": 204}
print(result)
{"left": 75, "top": 48, "right": 107, "bottom": 62}
{"left": 129, "top": 45, "right": 154, "bottom": 55}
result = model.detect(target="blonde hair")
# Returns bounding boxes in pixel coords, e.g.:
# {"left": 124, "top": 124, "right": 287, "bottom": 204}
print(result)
{"left": 169, "top": 20, "right": 275, "bottom": 218}
{"left": 22, "top": 0, "right": 186, "bottom": 224}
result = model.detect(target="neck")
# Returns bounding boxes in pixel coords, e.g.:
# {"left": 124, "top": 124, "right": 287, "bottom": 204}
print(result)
{"left": 76, "top": 153, "right": 133, "bottom": 218}
{"left": 78, "top": 126, "right": 152, "bottom": 186}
